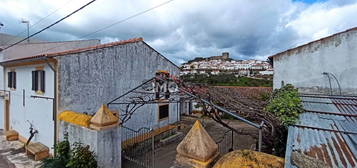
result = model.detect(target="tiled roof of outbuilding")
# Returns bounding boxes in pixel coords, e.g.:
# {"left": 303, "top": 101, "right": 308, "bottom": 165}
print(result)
{"left": 0, "top": 38, "right": 142, "bottom": 63}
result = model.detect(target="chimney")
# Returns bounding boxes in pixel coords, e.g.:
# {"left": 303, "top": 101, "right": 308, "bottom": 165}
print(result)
{"left": 222, "top": 52, "right": 229, "bottom": 59}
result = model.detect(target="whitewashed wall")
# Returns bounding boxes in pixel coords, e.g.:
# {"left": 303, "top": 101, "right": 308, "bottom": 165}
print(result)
{"left": 273, "top": 29, "right": 357, "bottom": 95}
{"left": 0, "top": 97, "right": 3, "bottom": 129}
{"left": 0, "top": 53, "right": 4, "bottom": 129}
{"left": 5, "top": 64, "right": 54, "bottom": 150}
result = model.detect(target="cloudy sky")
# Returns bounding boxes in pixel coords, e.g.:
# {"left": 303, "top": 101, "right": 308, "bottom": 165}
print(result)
{"left": 1, "top": 0, "right": 357, "bottom": 64}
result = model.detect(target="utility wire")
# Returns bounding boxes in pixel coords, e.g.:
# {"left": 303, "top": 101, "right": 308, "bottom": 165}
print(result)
{"left": 81, "top": 0, "right": 175, "bottom": 38}
{"left": 2, "top": 0, "right": 97, "bottom": 51}
{"left": 24, "top": 0, "right": 176, "bottom": 56}
{"left": 3, "top": 0, "right": 73, "bottom": 45}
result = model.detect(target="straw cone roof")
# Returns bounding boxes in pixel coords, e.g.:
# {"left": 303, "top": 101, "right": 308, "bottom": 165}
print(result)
{"left": 213, "top": 150, "right": 284, "bottom": 168}
{"left": 176, "top": 120, "right": 218, "bottom": 162}
{"left": 90, "top": 104, "right": 119, "bottom": 127}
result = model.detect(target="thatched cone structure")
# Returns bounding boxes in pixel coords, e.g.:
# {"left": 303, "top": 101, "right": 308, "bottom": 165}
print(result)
{"left": 176, "top": 120, "right": 219, "bottom": 168}
{"left": 89, "top": 104, "right": 119, "bottom": 130}
{"left": 213, "top": 150, "right": 284, "bottom": 168}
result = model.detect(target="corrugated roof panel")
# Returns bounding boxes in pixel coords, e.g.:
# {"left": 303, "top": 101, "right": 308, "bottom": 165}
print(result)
{"left": 285, "top": 95, "right": 357, "bottom": 168}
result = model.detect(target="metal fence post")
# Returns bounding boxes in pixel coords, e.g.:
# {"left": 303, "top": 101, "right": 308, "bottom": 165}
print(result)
{"left": 151, "top": 129, "right": 155, "bottom": 168}
{"left": 230, "top": 130, "right": 234, "bottom": 152}
{"left": 258, "top": 128, "right": 262, "bottom": 152}
{"left": 258, "top": 121, "right": 264, "bottom": 152}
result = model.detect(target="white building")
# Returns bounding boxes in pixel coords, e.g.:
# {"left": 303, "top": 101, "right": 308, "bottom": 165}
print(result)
{"left": 259, "top": 69, "right": 274, "bottom": 75}
{"left": 0, "top": 39, "right": 100, "bottom": 149}
{"left": 0, "top": 38, "right": 181, "bottom": 153}
{"left": 269, "top": 27, "right": 357, "bottom": 95}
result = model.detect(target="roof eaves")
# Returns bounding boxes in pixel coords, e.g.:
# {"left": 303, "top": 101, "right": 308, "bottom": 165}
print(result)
{"left": 268, "top": 27, "right": 357, "bottom": 60}
{"left": 0, "top": 37, "right": 143, "bottom": 64}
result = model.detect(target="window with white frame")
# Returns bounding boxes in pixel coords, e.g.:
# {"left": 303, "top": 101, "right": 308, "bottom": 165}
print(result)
{"left": 32, "top": 70, "right": 45, "bottom": 93}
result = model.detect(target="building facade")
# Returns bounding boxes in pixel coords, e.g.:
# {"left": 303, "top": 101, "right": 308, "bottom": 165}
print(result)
{"left": 56, "top": 38, "right": 180, "bottom": 131}
{"left": 0, "top": 38, "right": 181, "bottom": 153}
{"left": 270, "top": 27, "right": 357, "bottom": 95}
{"left": 0, "top": 39, "right": 100, "bottom": 149}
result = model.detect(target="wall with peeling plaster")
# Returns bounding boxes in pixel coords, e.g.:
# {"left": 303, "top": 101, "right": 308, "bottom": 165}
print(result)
{"left": 57, "top": 41, "right": 180, "bottom": 131}
{"left": 60, "top": 121, "right": 121, "bottom": 168}
{"left": 273, "top": 29, "right": 357, "bottom": 95}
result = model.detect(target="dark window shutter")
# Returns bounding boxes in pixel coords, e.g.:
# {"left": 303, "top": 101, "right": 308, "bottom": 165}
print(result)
{"left": 8, "top": 72, "right": 11, "bottom": 88}
{"left": 40, "top": 70, "right": 45, "bottom": 92}
{"left": 13, "top": 72, "right": 16, "bottom": 89}
{"left": 32, "top": 71, "right": 39, "bottom": 91}
{"left": 35, "top": 71, "right": 39, "bottom": 91}
{"left": 32, "top": 71, "right": 36, "bottom": 90}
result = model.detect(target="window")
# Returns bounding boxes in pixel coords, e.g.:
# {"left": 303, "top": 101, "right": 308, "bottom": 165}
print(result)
{"left": 7, "top": 71, "right": 16, "bottom": 89}
{"left": 158, "top": 104, "right": 169, "bottom": 120}
{"left": 32, "top": 70, "right": 45, "bottom": 92}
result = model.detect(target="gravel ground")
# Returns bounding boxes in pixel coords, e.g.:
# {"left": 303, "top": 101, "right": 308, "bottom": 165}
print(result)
{"left": 0, "top": 130, "right": 42, "bottom": 168}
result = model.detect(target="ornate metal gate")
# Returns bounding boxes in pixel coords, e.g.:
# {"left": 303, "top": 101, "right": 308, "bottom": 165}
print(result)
{"left": 121, "top": 126, "right": 154, "bottom": 168}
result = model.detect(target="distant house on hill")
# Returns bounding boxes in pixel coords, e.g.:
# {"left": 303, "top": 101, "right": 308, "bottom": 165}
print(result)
{"left": 269, "top": 27, "right": 357, "bottom": 95}
{"left": 181, "top": 52, "right": 272, "bottom": 77}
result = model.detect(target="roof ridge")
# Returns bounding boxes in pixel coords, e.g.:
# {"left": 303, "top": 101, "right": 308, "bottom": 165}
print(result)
{"left": 1, "top": 37, "right": 143, "bottom": 63}
{"left": 46, "top": 37, "right": 143, "bottom": 57}
{"left": 269, "top": 26, "right": 357, "bottom": 59}
{"left": 9, "top": 39, "right": 99, "bottom": 46}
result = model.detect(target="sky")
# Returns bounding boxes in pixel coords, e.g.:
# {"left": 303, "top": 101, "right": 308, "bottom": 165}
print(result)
{"left": 0, "top": 0, "right": 357, "bottom": 65}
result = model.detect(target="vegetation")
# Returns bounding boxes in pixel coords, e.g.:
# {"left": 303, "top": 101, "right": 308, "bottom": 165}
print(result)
{"left": 67, "top": 143, "right": 97, "bottom": 168}
{"left": 265, "top": 84, "right": 303, "bottom": 156}
{"left": 181, "top": 74, "right": 272, "bottom": 87}
{"left": 41, "top": 135, "right": 97, "bottom": 168}
{"left": 266, "top": 84, "right": 303, "bottom": 126}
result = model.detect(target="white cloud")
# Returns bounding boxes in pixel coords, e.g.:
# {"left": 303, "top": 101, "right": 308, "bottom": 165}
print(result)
{"left": 286, "top": 1, "right": 357, "bottom": 46}
{"left": 0, "top": 0, "right": 357, "bottom": 65}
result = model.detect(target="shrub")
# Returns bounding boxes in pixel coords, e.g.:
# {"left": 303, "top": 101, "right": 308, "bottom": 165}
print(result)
{"left": 266, "top": 84, "right": 303, "bottom": 126}
{"left": 264, "top": 84, "right": 303, "bottom": 156}
{"left": 56, "top": 134, "right": 71, "bottom": 163}
{"left": 41, "top": 135, "right": 97, "bottom": 168}
{"left": 41, "top": 135, "right": 70, "bottom": 168}
{"left": 66, "top": 143, "right": 97, "bottom": 168}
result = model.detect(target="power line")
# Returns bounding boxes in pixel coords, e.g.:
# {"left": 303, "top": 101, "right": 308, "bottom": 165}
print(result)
{"left": 81, "top": 0, "right": 175, "bottom": 39}
{"left": 3, "top": 0, "right": 73, "bottom": 45}
{"left": 2, "top": 0, "right": 97, "bottom": 51}
{"left": 26, "top": 0, "right": 176, "bottom": 56}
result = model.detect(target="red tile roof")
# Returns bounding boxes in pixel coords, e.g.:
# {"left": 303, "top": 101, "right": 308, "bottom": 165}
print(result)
{"left": 268, "top": 27, "right": 357, "bottom": 59}
{"left": 1, "top": 37, "right": 143, "bottom": 63}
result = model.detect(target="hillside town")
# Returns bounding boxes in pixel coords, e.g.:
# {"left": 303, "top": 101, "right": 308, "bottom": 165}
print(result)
{"left": 0, "top": 1, "right": 357, "bottom": 168}
{"left": 180, "top": 52, "right": 273, "bottom": 77}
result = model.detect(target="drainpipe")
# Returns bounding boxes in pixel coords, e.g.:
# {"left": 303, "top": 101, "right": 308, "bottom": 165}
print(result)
{"left": 45, "top": 59, "right": 57, "bottom": 155}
